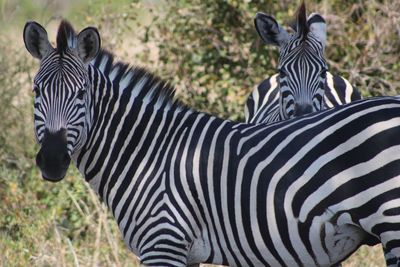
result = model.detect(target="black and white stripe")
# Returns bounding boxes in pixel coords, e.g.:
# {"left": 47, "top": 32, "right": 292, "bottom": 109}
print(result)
{"left": 26, "top": 20, "right": 400, "bottom": 267}
{"left": 248, "top": 3, "right": 361, "bottom": 124}
{"left": 33, "top": 50, "right": 89, "bottom": 154}
{"left": 245, "top": 72, "right": 361, "bottom": 124}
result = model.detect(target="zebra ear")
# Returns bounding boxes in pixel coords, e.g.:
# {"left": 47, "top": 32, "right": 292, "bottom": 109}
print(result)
{"left": 308, "top": 13, "right": 327, "bottom": 48}
{"left": 23, "top": 21, "right": 53, "bottom": 60}
{"left": 77, "top": 27, "right": 101, "bottom": 63}
{"left": 254, "top": 12, "right": 289, "bottom": 47}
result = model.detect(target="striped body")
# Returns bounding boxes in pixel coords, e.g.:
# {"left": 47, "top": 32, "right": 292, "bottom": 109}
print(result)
{"left": 245, "top": 72, "right": 361, "bottom": 123}
{"left": 78, "top": 57, "right": 400, "bottom": 266}
{"left": 26, "top": 21, "right": 400, "bottom": 267}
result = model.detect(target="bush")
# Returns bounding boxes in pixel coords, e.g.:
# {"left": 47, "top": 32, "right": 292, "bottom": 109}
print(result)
{"left": 138, "top": 0, "right": 400, "bottom": 120}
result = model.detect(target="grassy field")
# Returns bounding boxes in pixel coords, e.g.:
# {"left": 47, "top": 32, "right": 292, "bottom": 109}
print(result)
{"left": 0, "top": 0, "right": 398, "bottom": 266}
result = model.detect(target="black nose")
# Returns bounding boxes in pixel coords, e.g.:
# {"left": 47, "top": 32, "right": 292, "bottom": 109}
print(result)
{"left": 36, "top": 129, "right": 70, "bottom": 182}
{"left": 294, "top": 103, "right": 313, "bottom": 117}
{"left": 36, "top": 150, "right": 70, "bottom": 170}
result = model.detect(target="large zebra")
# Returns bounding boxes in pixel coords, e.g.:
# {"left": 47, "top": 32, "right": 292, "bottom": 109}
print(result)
{"left": 25, "top": 20, "right": 400, "bottom": 267}
{"left": 245, "top": 3, "right": 361, "bottom": 124}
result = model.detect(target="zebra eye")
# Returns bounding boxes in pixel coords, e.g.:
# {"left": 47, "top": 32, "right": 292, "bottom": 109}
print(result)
{"left": 279, "top": 69, "right": 287, "bottom": 77}
{"left": 320, "top": 70, "right": 327, "bottom": 79}
{"left": 76, "top": 89, "right": 86, "bottom": 100}
{"left": 33, "top": 85, "right": 40, "bottom": 97}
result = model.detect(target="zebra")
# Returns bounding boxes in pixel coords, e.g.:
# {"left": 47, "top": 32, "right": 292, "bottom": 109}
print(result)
{"left": 25, "top": 20, "right": 400, "bottom": 267}
{"left": 245, "top": 3, "right": 361, "bottom": 124}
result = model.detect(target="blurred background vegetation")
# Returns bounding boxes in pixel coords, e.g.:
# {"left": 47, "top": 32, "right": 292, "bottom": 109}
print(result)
{"left": 0, "top": 0, "right": 399, "bottom": 266}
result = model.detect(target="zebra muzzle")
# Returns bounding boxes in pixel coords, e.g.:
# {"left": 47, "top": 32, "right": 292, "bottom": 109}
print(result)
{"left": 294, "top": 103, "right": 314, "bottom": 117}
{"left": 36, "top": 128, "right": 71, "bottom": 182}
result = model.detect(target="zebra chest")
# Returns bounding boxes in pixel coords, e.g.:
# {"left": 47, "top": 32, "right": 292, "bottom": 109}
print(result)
{"left": 108, "top": 186, "right": 210, "bottom": 265}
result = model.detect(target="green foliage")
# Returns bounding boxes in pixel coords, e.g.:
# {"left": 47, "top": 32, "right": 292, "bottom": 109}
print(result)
{"left": 0, "top": 42, "right": 32, "bottom": 163}
{"left": 140, "top": 0, "right": 286, "bottom": 120}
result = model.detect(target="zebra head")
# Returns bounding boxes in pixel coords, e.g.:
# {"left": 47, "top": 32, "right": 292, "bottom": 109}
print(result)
{"left": 23, "top": 21, "right": 100, "bottom": 182}
{"left": 254, "top": 2, "right": 328, "bottom": 119}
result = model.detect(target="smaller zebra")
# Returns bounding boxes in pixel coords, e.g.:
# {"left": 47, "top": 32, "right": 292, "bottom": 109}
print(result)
{"left": 245, "top": 3, "right": 361, "bottom": 124}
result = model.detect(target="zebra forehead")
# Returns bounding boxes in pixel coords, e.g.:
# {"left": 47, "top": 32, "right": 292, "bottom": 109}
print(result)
{"left": 279, "top": 51, "right": 325, "bottom": 67}
{"left": 278, "top": 40, "right": 326, "bottom": 69}
{"left": 35, "top": 67, "right": 87, "bottom": 90}
{"left": 284, "top": 35, "right": 324, "bottom": 53}
{"left": 36, "top": 52, "right": 87, "bottom": 77}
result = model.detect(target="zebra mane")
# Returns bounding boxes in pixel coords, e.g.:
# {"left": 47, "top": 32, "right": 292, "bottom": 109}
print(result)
{"left": 290, "top": 1, "right": 309, "bottom": 40}
{"left": 92, "top": 49, "right": 185, "bottom": 111}
{"left": 56, "top": 20, "right": 77, "bottom": 54}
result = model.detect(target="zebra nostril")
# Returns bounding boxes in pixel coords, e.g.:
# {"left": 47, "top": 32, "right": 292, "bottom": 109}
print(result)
{"left": 61, "top": 153, "right": 71, "bottom": 167}
{"left": 295, "top": 104, "right": 313, "bottom": 116}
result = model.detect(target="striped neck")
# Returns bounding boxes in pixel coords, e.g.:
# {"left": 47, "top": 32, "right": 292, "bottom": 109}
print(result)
{"left": 72, "top": 50, "right": 192, "bottom": 195}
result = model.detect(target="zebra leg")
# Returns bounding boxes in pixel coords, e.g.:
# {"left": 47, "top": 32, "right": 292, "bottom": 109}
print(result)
{"left": 372, "top": 219, "right": 400, "bottom": 266}
{"left": 139, "top": 264, "right": 200, "bottom": 267}
{"left": 380, "top": 234, "right": 400, "bottom": 267}
{"left": 140, "top": 252, "right": 190, "bottom": 267}
{"left": 138, "top": 238, "right": 192, "bottom": 267}
{"left": 383, "top": 247, "right": 399, "bottom": 267}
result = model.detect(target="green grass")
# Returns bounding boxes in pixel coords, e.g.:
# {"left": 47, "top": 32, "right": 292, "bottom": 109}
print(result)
{"left": 0, "top": 169, "right": 140, "bottom": 266}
